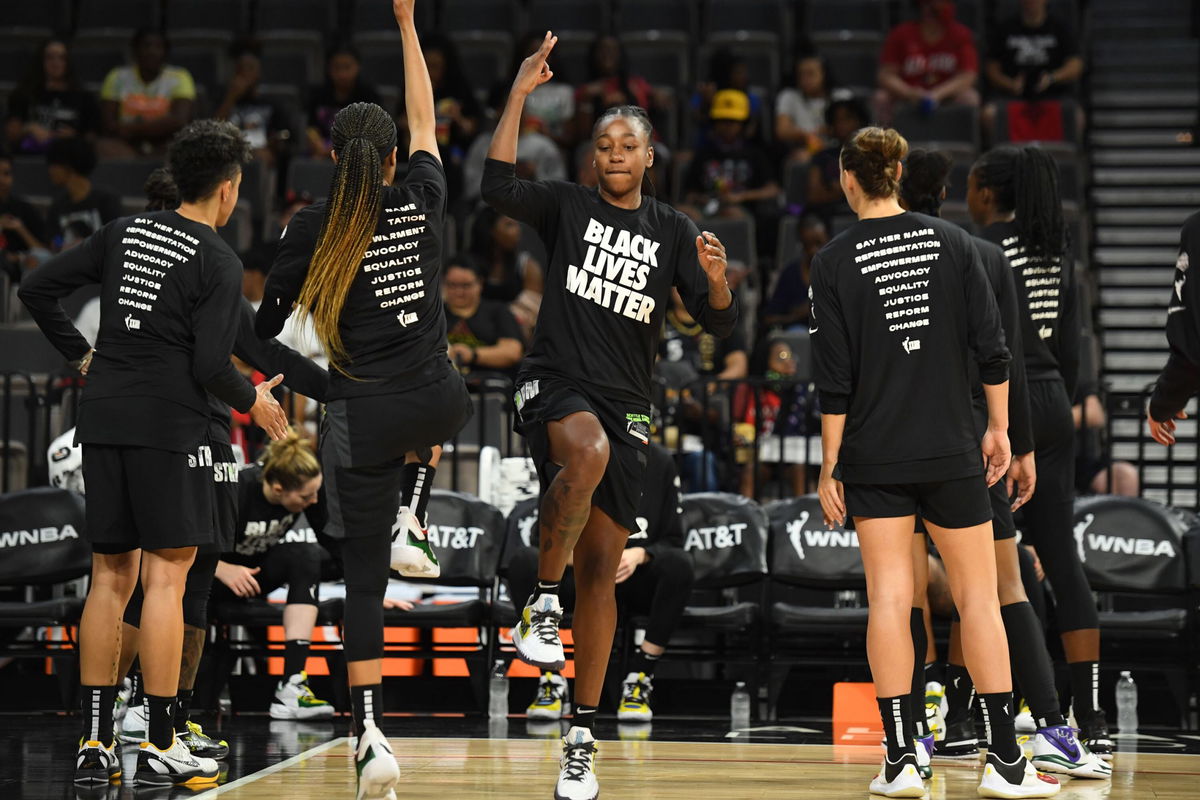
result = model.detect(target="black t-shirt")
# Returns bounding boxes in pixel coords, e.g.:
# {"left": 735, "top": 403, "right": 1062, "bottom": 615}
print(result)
{"left": 659, "top": 309, "right": 747, "bottom": 376}
{"left": 979, "top": 221, "right": 1080, "bottom": 395}
{"left": 445, "top": 299, "right": 523, "bottom": 347}
{"left": 1150, "top": 211, "right": 1200, "bottom": 421}
{"left": 684, "top": 137, "right": 773, "bottom": 198}
{"left": 810, "top": 212, "right": 1010, "bottom": 483}
{"left": 0, "top": 194, "right": 48, "bottom": 256}
{"left": 987, "top": 15, "right": 1079, "bottom": 93}
{"left": 228, "top": 97, "right": 286, "bottom": 150}
{"left": 48, "top": 187, "right": 123, "bottom": 246}
{"left": 227, "top": 463, "right": 328, "bottom": 561}
{"left": 6, "top": 88, "right": 100, "bottom": 147}
{"left": 257, "top": 151, "right": 449, "bottom": 399}
{"left": 480, "top": 158, "right": 739, "bottom": 407}
{"left": 18, "top": 211, "right": 256, "bottom": 452}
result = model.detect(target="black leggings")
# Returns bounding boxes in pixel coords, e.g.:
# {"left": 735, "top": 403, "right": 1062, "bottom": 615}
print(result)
{"left": 507, "top": 546, "right": 696, "bottom": 647}
{"left": 124, "top": 551, "right": 219, "bottom": 629}
{"left": 209, "top": 543, "right": 326, "bottom": 608}
{"left": 337, "top": 533, "right": 391, "bottom": 663}
{"left": 1021, "top": 380, "right": 1099, "bottom": 632}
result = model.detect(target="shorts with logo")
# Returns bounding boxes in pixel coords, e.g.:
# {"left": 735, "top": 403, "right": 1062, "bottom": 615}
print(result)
{"left": 514, "top": 374, "right": 648, "bottom": 533}
{"left": 208, "top": 439, "right": 240, "bottom": 554}
{"left": 82, "top": 442, "right": 215, "bottom": 552}
{"left": 845, "top": 474, "right": 991, "bottom": 530}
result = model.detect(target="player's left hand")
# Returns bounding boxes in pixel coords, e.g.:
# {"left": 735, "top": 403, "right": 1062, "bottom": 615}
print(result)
{"left": 392, "top": 0, "right": 416, "bottom": 23}
{"left": 696, "top": 231, "right": 728, "bottom": 284}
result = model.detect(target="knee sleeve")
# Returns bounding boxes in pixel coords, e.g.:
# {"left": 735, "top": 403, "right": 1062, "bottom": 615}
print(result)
{"left": 340, "top": 535, "right": 391, "bottom": 662}
{"left": 183, "top": 553, "right": 219, "bottom": 629}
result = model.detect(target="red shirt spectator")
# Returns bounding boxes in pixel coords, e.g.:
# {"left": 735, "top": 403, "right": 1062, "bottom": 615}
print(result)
{"left": 881, "top": 20, "right": 978, "bottom": 90}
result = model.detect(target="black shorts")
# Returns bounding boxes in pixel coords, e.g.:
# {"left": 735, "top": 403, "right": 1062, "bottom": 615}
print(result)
{"left": 846, "top": 474, "right": 991, "bottom": 530}
{"left": 208, "top": 441, "right": 240, "bottom": 554}
{"left": 989, "top": 478, "right": 1016, "bottom": 540}
{"left": 514, "top": 374, "right": 648, "bottom": 533}
{"left": 82, "top": 443, "right": 215, "bottom": 552}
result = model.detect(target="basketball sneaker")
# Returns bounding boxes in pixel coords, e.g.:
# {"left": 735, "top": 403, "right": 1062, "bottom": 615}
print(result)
{"left": 1077, "top": 714, "right": 1114, "bottom": 762}
{"left": 915, "top": 733, "right": 934, "bottom": 779}
{"left": 978, "top": 753, "right": 1060, "bottom": 798}
{"left": 390, "top": 507, "right": 440, "bottom": 579}
{"left": 178, "top": 720, "right": 229, "bottom": 759}
{"left": 113, "top": 678, "right": 132, "bottom": 724}
{"left": 937, "top": 717, "right": 980, "bottom": 759}
{"left": 1029, "top": 725, "right": 1111, "bottom": 779}
{"left": 135, "top": 737, "right": 219, "bottom": 786}
{"left": 511, "top": 593, "right": 566, "bottom": 671}
{"left": 868, "top": 753, "right": 924, "bottom": 797}
{"left": 617, "top": 672, "right": 654, "bottom": 722}
{"left": 925, "top": 681, "right": 946, "bottom": 742}
{"left": 118, "top": 700, "right": 147, "bottom": 743}
{"left": 527, "top": 672, "right": 571, "bottom": 721}
{"left": 271, "top": 672, "right": 335, "bottom": 720}
{"left": 555, "top": 726, "right": 599, "bottom": 800}
{"left": 1015, "top": 701, "right": 1036, "bottom": 733}
{"left": 74, "top": 739, "right": 121, "bottom": 785}
{"left": 355, "top": 719, "right": 400, "bottom": 800}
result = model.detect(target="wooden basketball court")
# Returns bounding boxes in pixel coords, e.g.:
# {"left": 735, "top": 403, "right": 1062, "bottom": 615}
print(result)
{"left": 201, "top": 736, "right": 1200, "bottom": 799}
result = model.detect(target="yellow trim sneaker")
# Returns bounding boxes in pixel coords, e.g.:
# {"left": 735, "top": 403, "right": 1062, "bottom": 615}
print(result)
{"left": 511, "top": 593, "right": 565, "bottom": 672}
{"left": 74, "top": 739, "right": 121, "bottom": 785}
{"left": 925, "top": 681, "right": 946, "bottom": 742}
{"left": 528, "top": 672, "right": 571, "bottom": 721}
{"left": 113, "top": 678, "right": 132, "bottom": 724}
{"left": 1015, "top": 701, "right": 1036, "bottom": 734}
{"left": 554, "top": 726, "right": 599, "bottom": 800}
{"left": 178, "top": 720, "right": 229, "bottom": 759}
{"left": 135, "top": 737, "right": 219, "bottom": 786}
{"left": 355, "top": 720, "right": 400, "bottom": 800}
{"left": 869, "top": 754, "right": 925, "bottom": 797}
{"left": 390, "top": 507, "right": 441, "bottom": 579}
{"left": 271, "top": 671, "right": 335, "bottom": 720}
{"left": 978, "top": 753, "right": 1060, "bottom": 798}
{"left": 617, "top": 672, "right": 654, "bottom": 722}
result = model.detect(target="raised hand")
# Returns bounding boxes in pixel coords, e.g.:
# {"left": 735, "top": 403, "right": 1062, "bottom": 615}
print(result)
{"left": 512, "top": 31, "right": 558, "bottom": 97}
{"left": 695, "top": 232, "right": 728, "bottom": 284}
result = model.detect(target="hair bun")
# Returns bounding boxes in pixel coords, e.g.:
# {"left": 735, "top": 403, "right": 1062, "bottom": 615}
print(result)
{"left": 840, "top": 126, "right": 909, "bottom": 199}
{"left": 855, "top": 126, "right": 908, "bottom": 164}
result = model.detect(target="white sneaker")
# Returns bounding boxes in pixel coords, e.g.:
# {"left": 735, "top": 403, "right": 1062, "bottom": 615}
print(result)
{"left": 271, "top": 672, "right": 335, "bottom": 719}
{"left": 554, "top": 726, "right": 599, "bottom": 800}
{"left": 118, "top": 700, "right": 147, "bottom": 743}
{"left": 978, "top": 753, "right": 1060, "bottom": 798}
{"left": 617, "top": 672, "right": 654, "bottom": 722}
{"left": 390, "top": 507, "right": 441, "bottom": 579}
{"left": 355, "top": 720, "right": 400, "bottom": 800}
{"left": 74, "top": 739, "right": 121, "bottom": 785}
{"left": 1015, "top": 702, "right": 1036, "bottom": 734}
{"left": 869, "top": 754, "right": 925, "bottom": 797}
{"left": 925, "top": 681, "right": 946, "bottom": 742}
{"left": 113, "top": 679, "right": 132, "bottom": 724}
{"left": 527, "top": 672, "right": 571, "bottom": 721}
{"left": 1029, "top": 726, "right": 1112, "bottom": 779}
{"left": 135, "top": 736, "right": 219, "bottom": 786}
{"left": 511, "top": 593, "right": 566, "bottom": 671}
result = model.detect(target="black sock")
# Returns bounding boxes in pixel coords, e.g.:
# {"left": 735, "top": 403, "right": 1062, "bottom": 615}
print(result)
{"left": 402, "top": 462, "right": 435, "bottom": 526}
{"left": 129, "top": 670, "right": 144, "bottom": 706}
{"left": 534, "top": 580, "right": 560, "bottom": 601}
{"left": 352, "top": 683, "right": 382, "bottom": 739}
{"left": 631, "top": 649, "right": 661, "bottom": 678}
{"left": 1068, "top": 661, "right": 1101, "bottom": 722}
{"left": 284, "top": 639, "right": 311, "bottom": 679}
{"left": 978, "top": 692, "right": 1021, "bottom": 763}
{"left": 909, "top": 608, "right": 929, "bottom": 738}
{"left": 944, "top": 664, "right": 975, "bottom": 724}
{"left": 573, "top": 705, "right": 597, "bottom": 733}
{"left": 877, "top": 695, "right": 915, "bottom": 761}
{"left": 173, "top": 689, "right": 193, "bottom": 733}
{"left": 146, "top": 694, "right": 176, "bottom": 750}
{"left": 924, "top": 661, "right": 945, "bottom": 687}
{"left": 1000, "top": 602, "right": 1065, "bottom": 728}
{"left": 80, "top": 684, "right": 118, "bottom": 744}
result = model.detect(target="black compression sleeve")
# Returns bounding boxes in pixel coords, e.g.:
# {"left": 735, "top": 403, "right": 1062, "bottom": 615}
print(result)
{"left": 192, "top": 260, "right": 257, "bottom": 413}
{"left": 962, "top": 235, "right": 1011, "bottom": 385}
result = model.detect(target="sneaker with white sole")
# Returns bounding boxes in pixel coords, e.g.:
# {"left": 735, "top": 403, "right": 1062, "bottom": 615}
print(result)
{"left": 869, "top": 754, "right": 925, "bottom": 797}
{"left": 554, "top": 726, "right": 599, "bottom": 800}
{"left": 74, "top": 739, "right": 121, "bottom": 785}
{"left": 135, "top": 737, "right": 219, "bottom": 786}
{"left": 270, "top": 672, "right": 335, "bottom": 720}
{"left": 617, "top": 672, "right": 653, "bottom": 722}
{"left": 925, "top": 681, "right": 946, "bottom": 742}
{"left": 1030, "top": 726, "right": 1111, "bottom": 779}
{"left": 978, "top": 753, "right": 1060, "bottom": 798}
{"left": 1076, "top": 713, "right": 1114, "bottom": 762}
{"left": 1015, "top": 701, "right": 1036, "bottom": 734}
{"left": 528, "top": 672, "right": 571, "bottom": 721}
{"left": 511, "top": 593, "right": 566, "bottom": 672}
{"left": 113, "top": 679, "right": 132, "bottom": 725}
{"left": 355, "top": 720, "right": 400, "bottom": 800}
{"left": 118, "top": 700, "right": 147, "bottom": 743}
{"left": 937, "top": 716, "right": 980, "bottom": 760}
{"left": 390, "top": 507, "right": 440, "bottom": 579}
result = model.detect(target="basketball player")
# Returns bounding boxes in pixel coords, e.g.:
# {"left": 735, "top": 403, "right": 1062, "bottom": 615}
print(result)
{"left": 18, "top": 119, "right": 288, "bottom": 786}
{"left": 970, "top": 146, "right": 1110, "bottom": 759}
{"left": 811, "top": 127, "right": 1058, "bottom": 798}
{"left": 482, "top": 34, "right": 737, "bottom": 800}
{"left": 1146, "top": 212, "right": 1200, "bottom": 444}
{"left": 255, "top": 2, "right": 470, "bottom": 797}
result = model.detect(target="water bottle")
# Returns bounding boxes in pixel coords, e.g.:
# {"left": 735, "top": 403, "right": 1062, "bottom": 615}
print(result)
{"left": 488, "top": 660, "right": 509, "bottom": 719}
{"left": 730, "top": 681, "right": 751, "bottom": 729}
{"left": 1115, "top": 671, "right": 1138, "bottom": 734}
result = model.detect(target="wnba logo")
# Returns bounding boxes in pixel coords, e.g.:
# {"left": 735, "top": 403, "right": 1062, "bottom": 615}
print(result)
{"left": 902, "top": 337, "right": 921, "bottom": 354}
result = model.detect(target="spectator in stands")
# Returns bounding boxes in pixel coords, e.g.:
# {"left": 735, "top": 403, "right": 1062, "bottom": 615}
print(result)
{"left": 691, "top": 48, "right": 764, "bottom": 144}
{"left": 761, "top": 216, "right": 828, "bottom": 332}
{"left": 0, "top": 150, "right": 50, "bottom": 281}
{"left": 775, "top": 53, "right": 833, "bottom": 162}
{"left": 442, "top": 254, "right": 524, "bottom": 379}
{"left": 507, "top": 442, "right": 695, "bottom": 725}
{"left": 660, "top": 288, "right": 749, "bottom": 381}
{"left": 215, "top": 39, "right": 289, "bottom": 167}
{"left": 682, "top": 90, "right": 780, "bottom": 220}
{"left": 461, "top": 97, "right": 567, "bottom": 203}
{"left": 422, "top": 33, "right": 483, "bottom": 201}
{"left": 806, "top": 97, "right": 869, "bottom": 228}
{"left": 45, "top": 138, "right": 121, "bottom": 252}
{"left": 875, "top": 0, "right": 980, "bottom": 125}
{"left": 98, "top": 29, "right": 196, "bottom": 157}
{"left": 574, "top": 35, "right": 660, "bottom": 142}
{"left": 5, "top": 39, "right": 99, "bottom": 155}
{"left": 467, "top": 206, "right": 543, "bottom": 341}
{"left": 734, "top": 336, "right": 810, "bottom": 498}
{"left": 306, "top": 43, "right": 381, "bottom": 159}
{"left": 986, "top": 0, "right": 1083, "bottom": 101}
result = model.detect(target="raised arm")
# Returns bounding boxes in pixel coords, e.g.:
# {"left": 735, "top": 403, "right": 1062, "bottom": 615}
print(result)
{"left": 394, "top": 0, "right": 439, "bottom": 161}
{"left": 488, "top": 32, "right": 557, "bottom": 165}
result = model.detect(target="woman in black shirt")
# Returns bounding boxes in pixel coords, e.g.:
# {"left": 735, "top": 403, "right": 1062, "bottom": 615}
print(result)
{"left": 482, "top": 33, "right": 736, "bottom": 800}
{"left": 811, "top": 127, "right": 1057, "bottom": 798}
{"left": 255, "top": 3, "right": 467, "bottom": 796}
{"left": 4, "top": 39, "right": 99, "bottom": 154}
{"left": 968, "top": 146, "right": 1109, "bottom": 761}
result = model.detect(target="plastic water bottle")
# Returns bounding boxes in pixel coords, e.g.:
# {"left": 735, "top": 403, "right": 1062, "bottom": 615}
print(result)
{"left": 489, "top": 660, "right": 509, "bottom": 719}
{"left": 1115, "top": 671, "right": 1138, "bottom": 734}
{"left": 730, "top": 681, "right": 751, "bottom": 729}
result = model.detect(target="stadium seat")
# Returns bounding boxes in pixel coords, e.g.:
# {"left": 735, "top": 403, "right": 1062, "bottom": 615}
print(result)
{"left": 901, "top": 0, "right": 986, "bottom": 39}
{"left": 256, "top": 33, "right": 323, "bottom": 85}
{"left": 285, "top": 159, "right": 336, "bottom": 201}
{"left": 784, "top": 162, "right": 808, "bottom": 208}
{"left": 91, "top": 159, "right": 164, "bottom": 201}
{"left": 699, "top": 217, "right": 757, "bottom": 271}
{"left": 822, "top": 41, "right": 884, "bottom": 96}
{"left": 991, "top": 99, "right": 1082, "bottom": 155}
{"left": 705, "top": 0, "right": 790, "bottom": 44}
{"left": 7, "top": 1, "right": 71, "bottom": 39}
{"left": 526, "top": 0, "right": 610, "bottom": 37}
{"left": 0, "top": 41, "right": 39, "bottom": 91}
{"left": 541, "top": 33, "right": 592, "bottom": 87}
{"left": 806, "top": 0, "right": 891, "bottom": 44}
{"left": 623, "top": 32, "right": 690, "bottom": 89}
{"left": 164, "top": 0, "right": 250, "bottom": 37}
{"left": 10, "top": 156, "right": 54, "bottom": 202}
{"left": 615, "top": 0, "right": 697, "bottom": 38}
{"left": 170, "top": 46, "right": 227, "bottom": 97}
{"left": 437, "top": 0, "right": 523, "bottom": 35}
{"left": 217, "top": 201, "right": 254, "bottom": 253}
{"left": 449, "top": 31, "right": 513, "bottom": 102}
{"left": 253, "top": 0, "right": 337, "bottom": 35}
{"left": 75, "top": 0, "right": 161, "bottom": 35}
{"left": 892, "top": 105, "right": 980, "bottom": 158}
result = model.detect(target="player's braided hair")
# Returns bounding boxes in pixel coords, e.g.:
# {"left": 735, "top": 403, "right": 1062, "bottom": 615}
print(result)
{"left": 971, "top": 145, "right": 1066, "bottom": 260}
{"left": 261, "top": 428, "right": 321, "bottom": 491}
{"left": 898, "top": 148, "right": 952, "bottom": 217}
{"left": 592, "top": 104, "right": 656, "bottom": 198}
{"left": 297, "top": 101, "right": 397, "bottom": 376}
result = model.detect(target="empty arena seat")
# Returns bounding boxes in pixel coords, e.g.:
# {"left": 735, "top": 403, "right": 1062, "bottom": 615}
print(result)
{"left": 526, "top": 0, "right": 609, "bottom": 37}
{"left": 699, "top": 217, "right": 757, "bottom": 270}
{"left": 437, "top": 0, "right": 523, "bottom": 35}
{"left": 615, "top": 0, "right": 697, "bottom": 37}
{"left": 705, "top": 0, "right": 789, "bottom": 43}
{"left": 892, "top": 105, "right": 981, "bottom": 158}
{"left": 165, "top": 0, "right": 250, "bottom": 36}
{"left": 253, "top": 0, "right": 336, "bottom": 34}
{"left": 76, "top": 0, "right": 161, "bottom": 34}
{"left": 806, "top": 0, "right": 891, "bottom": 44}
{"left": 91, "top": 159, "right": 164, "bottom": 200}
{"left": 7, "top": 0, "right": 71, "bottom": 39}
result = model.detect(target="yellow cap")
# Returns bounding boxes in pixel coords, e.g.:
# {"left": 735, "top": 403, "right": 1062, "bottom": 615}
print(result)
{"left": 710, "top": 89, "right": 751, "bottom": 122}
